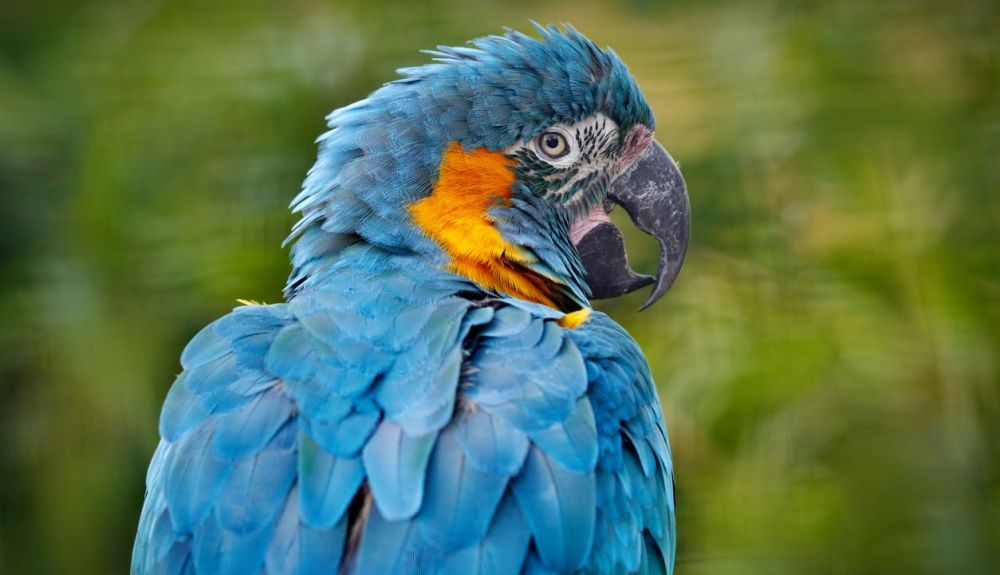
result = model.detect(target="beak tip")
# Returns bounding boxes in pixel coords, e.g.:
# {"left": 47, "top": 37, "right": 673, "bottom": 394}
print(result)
{"left": 637, "top": 278, "right": 670, "bottom": 312}
{"left": 636, "top": 279, "right": 668, "bottom": 313}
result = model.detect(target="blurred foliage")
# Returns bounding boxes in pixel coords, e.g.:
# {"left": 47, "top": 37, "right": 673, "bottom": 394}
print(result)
{"left": 0, "top": 0, "right": 997, "bottom": 573}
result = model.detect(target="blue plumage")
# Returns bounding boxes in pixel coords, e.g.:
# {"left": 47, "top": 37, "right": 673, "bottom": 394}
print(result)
{"left": 511, "top": 445, "right": 596, "bottom": 571}
{"left": 134, "top": 24, "right": 676, "bottom": 575}
{"left": 436, "top": 493, "right": 532, "bottom": 575}
{"left": 362, "top": 421, "right": 438, "bottom": 520}
{"left": 454, "top": 406, "right": 530, "bottom": 476}
{"left": 416, "top": 424, "right": 509, "bottom": 550}
{"left": 299, "top": 435, "right": 365, "bottom": 528}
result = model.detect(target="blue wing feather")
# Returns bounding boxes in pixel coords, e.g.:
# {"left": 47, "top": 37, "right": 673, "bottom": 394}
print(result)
{"left": 569, "top": 312, "right": 676, "bottom": 574}
{"left": 454, "top": 406, "right": 530, "bottom": 476}
{"left": 163, "top": 423, "right": 232, "bottom": 533}
{"left": 137, "top": 289, "right": 673, "bottom": 575}
{"left": 183, "top": 353, "right": 241, "bottom": 396}
{"left": 191, "top": 507, "right": 275, "bottom": 575}
{"left": 416, "top": 424, "right": 509, "bottom": 550}
{"left": 299, "top": 434, "right": 365, "bottom": 528}
{"left": 361, "top": 420, "right": 438, "bottom": 521}
{"left": 214, "top": 425, "right": 297, "bottom": 534}
{"left": 510, "top": 445, "right": 596, "bottom": 571}
{"left": 180, "top": 320, "right": 231, "bottom": 369}
{"left": 436, "top": 492, "right": 531, "bottom": 575}
{"left": 159, "top": 376, "right": 210, "bottom": 442}
{"left": 353, "top": 503, "right": 445, "bottom": 574}
{"left": 212, "top": 389, "right": 295, "bottom": 460}
{"left": 298, "top": 519, "right": 348, "bottom": 574}
{"left": 526, "top": 396, "right": 599, "bottom": 472}
{"left": 303, "top": 407, "right": 381, "bottom": 457}
{"left": 263, "top": 490, "right": 300, "bottom": 574}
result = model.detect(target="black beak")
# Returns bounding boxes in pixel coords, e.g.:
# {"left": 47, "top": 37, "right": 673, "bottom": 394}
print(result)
{"left": 572, "top": 141, "right": 690, "bottom": 311}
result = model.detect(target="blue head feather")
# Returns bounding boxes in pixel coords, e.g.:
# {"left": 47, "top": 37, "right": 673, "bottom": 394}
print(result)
{"left": 285, "top": 24, "right": 654, "bottom": 303}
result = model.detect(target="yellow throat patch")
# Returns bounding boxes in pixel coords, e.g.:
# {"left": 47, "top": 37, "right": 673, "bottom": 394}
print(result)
{"left": 408, "top": 142, "right": 559, "bottom": 308}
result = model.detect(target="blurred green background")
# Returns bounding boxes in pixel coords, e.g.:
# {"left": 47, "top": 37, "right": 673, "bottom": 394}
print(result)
{"left": 1, "top": 0, "right": 997, "bottom": 573}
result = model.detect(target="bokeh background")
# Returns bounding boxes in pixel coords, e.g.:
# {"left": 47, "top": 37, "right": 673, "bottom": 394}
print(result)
{"left": 1, "top": 0, "right": 997, "bottom": 573}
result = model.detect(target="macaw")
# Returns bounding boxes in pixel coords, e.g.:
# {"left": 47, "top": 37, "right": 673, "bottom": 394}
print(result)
{"left": 132, "top": 24, "right": 690, "bottom": 575}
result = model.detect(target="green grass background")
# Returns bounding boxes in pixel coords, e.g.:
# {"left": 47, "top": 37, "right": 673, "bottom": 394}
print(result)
{"left": 1, "top": 0, "right": 996, "bottom": 573}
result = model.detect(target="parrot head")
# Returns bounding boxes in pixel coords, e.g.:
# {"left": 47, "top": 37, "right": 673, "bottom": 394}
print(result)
{"left": 288, "top": 24, "right": 690, "bottom": 312}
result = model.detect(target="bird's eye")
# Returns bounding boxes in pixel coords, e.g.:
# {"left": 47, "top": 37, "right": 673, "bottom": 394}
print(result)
{"left": 536, "top": 131, "right": 570, "bottom": 160}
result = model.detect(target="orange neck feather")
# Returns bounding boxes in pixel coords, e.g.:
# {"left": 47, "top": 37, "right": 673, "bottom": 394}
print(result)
{"left": 408, "top": 142, "right": 558, "bottom": 308}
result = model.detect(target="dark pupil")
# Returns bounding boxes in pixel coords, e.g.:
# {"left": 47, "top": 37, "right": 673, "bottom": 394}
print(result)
{"left": 544, "top": 134, "right": 561, "bottom": 150}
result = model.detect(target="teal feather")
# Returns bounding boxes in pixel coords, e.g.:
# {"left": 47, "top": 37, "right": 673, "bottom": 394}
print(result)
{"left": 163, "top": 423, "right": 231, "bottom": 533}
{"left": 298, "top": 434, "right": 364, "bottom": 529}
{"left": 211, "top": 389, "right": 294, "bottom": 460}
{"left": 436, "top": 493, "right": 531, "bottom": 575}
{"left": 362, "top": 421, "right": 437, "bottom": 521}
{"left": 416, "top": 425, "right": 509, "bottom": 550}
{"left": 454, "top": 406, "right": 530, "bottom": 476}
{"left": 511, "top": 446, "right": 596, "bottom": 571}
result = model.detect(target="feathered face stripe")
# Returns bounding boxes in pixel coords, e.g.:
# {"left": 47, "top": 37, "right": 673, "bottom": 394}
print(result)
{"left": 506, "top": 113, "right": 651, "bottom": 221}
